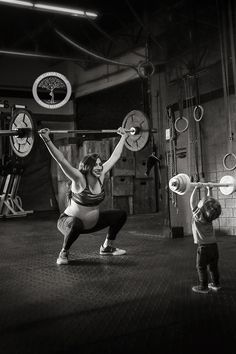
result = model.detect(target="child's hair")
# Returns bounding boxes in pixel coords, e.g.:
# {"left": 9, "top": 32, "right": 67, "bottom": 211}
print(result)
{"left": 79, "top": 153, "right": 101, "bottom": 175}
{"left": 198, "top": 197, "right": 222, "bottom": 222}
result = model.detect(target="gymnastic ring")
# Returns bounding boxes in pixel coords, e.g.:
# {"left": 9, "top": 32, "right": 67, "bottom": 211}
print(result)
{"left": 174, "top": 116, "right": 189, "bottom": 133}
{"left": 193, "top": 105, "right": 204, "bottom": 122}
{"left": 137, "top": 61, "right": 155, "bottom": 79}
{"left": 223, "top": 153, "right": 236, "bottom": 171}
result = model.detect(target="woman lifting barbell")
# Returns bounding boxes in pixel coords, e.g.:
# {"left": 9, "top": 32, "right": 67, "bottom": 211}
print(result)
{"left": 39, "top": 127, "right": 129, "bottom": 265}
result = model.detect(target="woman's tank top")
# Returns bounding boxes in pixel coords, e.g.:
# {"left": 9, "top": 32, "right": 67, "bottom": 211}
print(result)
{"left": 71, "top": 178, "right": 105, "bottom": 206}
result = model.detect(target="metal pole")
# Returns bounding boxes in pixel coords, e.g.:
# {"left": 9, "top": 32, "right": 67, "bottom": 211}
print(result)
{"left": 0, "top": 129, "right": 120, "bottom": 136}
{"left": 0, "top": 130, "right": 19, "bottom": 136}
{"left": 190, "top": 182, "right": 232, "bottom": 188}
{"left": 0, "top": 127, "right": 157, "bottom": 137}
{"left": 171, "top": 181, "right": 232, "bottom": 188}
{"left": 49, "top": 129, "right": 119, "bottom": 134}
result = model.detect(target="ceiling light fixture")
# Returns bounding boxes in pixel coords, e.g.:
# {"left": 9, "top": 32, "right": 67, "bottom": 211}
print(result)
{"left": 34, "top": 3, "right": 91, "bottom": 17}
{"left": 0, "top": 0, "right": 98, "bottom": 19}
{"left": 85, "top": 11, "right": 97, "bottom": 19}
{"left": 0, "top": 0, "right": 33, "bottom": 7}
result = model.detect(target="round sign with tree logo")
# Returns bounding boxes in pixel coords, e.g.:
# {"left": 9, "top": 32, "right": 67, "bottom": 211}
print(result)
{"left": 32, "top": 72, "right": 72, "bottom": 109}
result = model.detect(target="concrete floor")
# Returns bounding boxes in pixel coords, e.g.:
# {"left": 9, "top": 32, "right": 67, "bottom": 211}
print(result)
{"left": 0, "top": 211, "right": 236, "bottom": 354}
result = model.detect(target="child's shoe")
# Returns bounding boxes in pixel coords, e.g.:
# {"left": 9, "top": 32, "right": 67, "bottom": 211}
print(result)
{"left": 208, "top": 283, "right": 221, "bottom": 291}
{"left": 56, "top": 249, "right": 69, "bottom": 265}
{"left": 192, "top": 285, "right": 209, "bottom": 294}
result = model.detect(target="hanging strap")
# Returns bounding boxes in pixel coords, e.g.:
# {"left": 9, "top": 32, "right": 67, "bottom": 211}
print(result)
{"left": 218, "top": 2, "right": 236, "bottom": 170}
{"left": 167, "top": 106, "right": 177, "bottom": 208}
{"left": 194, "top": 75, "right": 204, "bottom": 181}
{"left": 175, "top": 78, "right": 189, "bottom": 133}
{"left": 185, "top": 77, "right": 199, "bottom": 182}
{"left": 184, "top": 77, "right": 192, "bottom": 177}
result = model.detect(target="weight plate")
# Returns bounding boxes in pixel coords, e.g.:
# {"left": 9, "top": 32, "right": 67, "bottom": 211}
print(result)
{"left": 9, "top": 109, "right": 34, "bottom": 158}
{"left": 122, "top": 110, "right": 150, "bottom": 152}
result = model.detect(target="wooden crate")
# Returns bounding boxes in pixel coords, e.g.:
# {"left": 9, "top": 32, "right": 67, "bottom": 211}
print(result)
{"left": 133, "top": 177, "right": 157, "bottom": 214}
{"left": 111, "top": 176, "right": 133, "bottom": 214}
{"left": 109, "top": 137, "right": 135, "bottom": 176}
{"left": 112, "top": 196, "right": 133, "bottom": 215}
{"left": 111, "top": 176, "right": 133, "bottom": 196}
{"left": 57, "top": 145, "right": 80, "bottom": 181}
{"left": 100, "top": 177, "right": 113, "bottom": 210}
{"left": 82, "top": 139, "right": 110, "bottom": 162}
{"left": 135, "top": 143, "right": 155, "bottom": 178}
{"left": 57, "top": 180, "right": 69, "bottom": 212}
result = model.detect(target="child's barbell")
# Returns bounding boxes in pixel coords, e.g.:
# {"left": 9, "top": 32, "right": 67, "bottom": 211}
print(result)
{"left": 169, "top": 173, "right": 236, "bottom": 196}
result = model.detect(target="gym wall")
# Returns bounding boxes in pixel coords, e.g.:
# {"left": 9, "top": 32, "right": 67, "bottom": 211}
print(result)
{"left": 166, "top": 90, "right": 236, "bottom": 236}
{"left": 55, "top": 79, "right": 158, "bottom": 215}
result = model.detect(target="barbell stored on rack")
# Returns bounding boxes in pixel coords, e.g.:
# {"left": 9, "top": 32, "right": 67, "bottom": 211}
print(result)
{"left": 0, "top": 109, "right": 157, "bottom": 157}
{"left": 169, "top": 173, "right": 236, "bottom": 196}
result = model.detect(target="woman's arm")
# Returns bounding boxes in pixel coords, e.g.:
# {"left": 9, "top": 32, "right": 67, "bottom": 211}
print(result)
{"left": 102, "top": 127, "right": 129, "bottom": 174}
{"left": 39, "top": 128, "right": 82, "bottom": 182}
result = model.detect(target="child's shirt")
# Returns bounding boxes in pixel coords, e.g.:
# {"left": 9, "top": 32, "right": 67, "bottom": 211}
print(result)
{"left": 192, "top": 207, "right": 217, "bottom": 245}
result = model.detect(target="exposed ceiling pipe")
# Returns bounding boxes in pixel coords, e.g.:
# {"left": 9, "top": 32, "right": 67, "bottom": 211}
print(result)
{"left": 55, "top": 28, "right": 138, "bottom": 72}
{"left": 0, "top": 49, "right": 88, "bottom": 64}
{"left": 0, "top": 0, "right": 98, "bottom": 19}
{"left": 125, "top": 0, "right": 163, "bottom": 50}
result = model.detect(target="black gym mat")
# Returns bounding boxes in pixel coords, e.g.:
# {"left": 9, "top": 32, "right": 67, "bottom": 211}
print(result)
{"left": 0, "top": 213, "right": 236, "bottom": 354}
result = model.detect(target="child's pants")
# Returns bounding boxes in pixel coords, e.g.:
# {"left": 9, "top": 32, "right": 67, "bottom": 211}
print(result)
{"left": 196, "top": 243, "right": 220, "bottom": 288}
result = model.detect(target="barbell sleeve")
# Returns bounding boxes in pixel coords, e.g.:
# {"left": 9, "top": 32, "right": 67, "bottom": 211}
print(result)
{"left": 0, "top": 130, "right": 19, "bottom": 136}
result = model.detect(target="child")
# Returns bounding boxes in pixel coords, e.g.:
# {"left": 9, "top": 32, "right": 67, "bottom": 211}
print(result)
{"left": 190, "top": 185, "right": 222, "bottom": 294}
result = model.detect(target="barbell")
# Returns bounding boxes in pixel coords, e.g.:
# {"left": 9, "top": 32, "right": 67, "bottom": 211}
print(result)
{"left": 169, "top": 173, "right": 236, "bottom": 196}
{"left": 0, "top": 109, "right": 157, "bottom": 157}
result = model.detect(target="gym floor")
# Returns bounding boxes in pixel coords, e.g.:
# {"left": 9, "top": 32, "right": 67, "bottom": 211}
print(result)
{"left": 1, "top": 212, "right": 236, "bottom": 354}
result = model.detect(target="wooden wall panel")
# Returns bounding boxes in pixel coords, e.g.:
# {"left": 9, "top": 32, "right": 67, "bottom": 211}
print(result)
{"left": 133, "top": 177, "right": 156, "bottom": 214}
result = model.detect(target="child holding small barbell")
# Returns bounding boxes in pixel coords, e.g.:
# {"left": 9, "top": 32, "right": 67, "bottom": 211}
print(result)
{"left": 190, "top": 185, "right": 222, "bottom": 294}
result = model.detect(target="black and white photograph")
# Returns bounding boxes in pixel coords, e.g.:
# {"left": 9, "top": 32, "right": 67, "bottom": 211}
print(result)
{"left": 0, "top": 1, "right": 236, "bottom": 353}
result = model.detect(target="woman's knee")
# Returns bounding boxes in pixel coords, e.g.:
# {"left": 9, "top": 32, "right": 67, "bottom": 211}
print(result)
{"left": 57, "top": 215, "right": 83, "bottom": 235}
{"left": 70, "top": 217, "right": 84, "bottom": 232}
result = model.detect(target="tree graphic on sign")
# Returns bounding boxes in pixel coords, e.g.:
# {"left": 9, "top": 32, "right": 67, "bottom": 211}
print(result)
{"left": 39, "top": 77, "right": 66, "bottom": 104}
